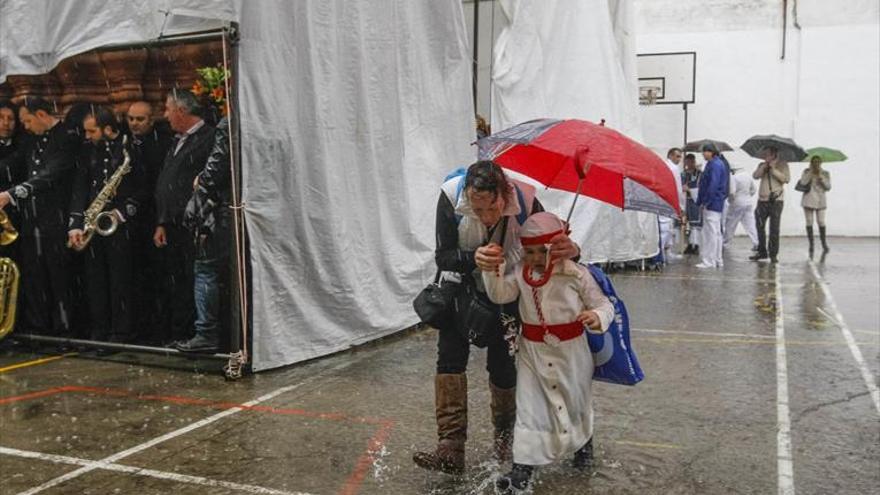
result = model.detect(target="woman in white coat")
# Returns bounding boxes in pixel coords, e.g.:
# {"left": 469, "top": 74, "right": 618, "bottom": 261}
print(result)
{"left": 797, "top": 156, "right": 831, "bottom": 257}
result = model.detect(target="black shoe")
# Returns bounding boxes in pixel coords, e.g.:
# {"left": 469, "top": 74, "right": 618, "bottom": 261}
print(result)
{"left": 572, "top": 438, "right": 594, "bottom": 470}
{"left": 749, "top": 253, "right": 768, "bottom": 261}
{"left": 692, "top": 246, "right": 700, "bottom": 255}
{"left": 496, "top": 464, "right": 534, "bottom": 494}
{"left": 770, "top": 257, "right": 778, "bottom": 263}
{"left": 174, "top": 336, "right": 219, "bottom": 353}
{"left": 683, "top": 245, "right": 693, "bottom": 255}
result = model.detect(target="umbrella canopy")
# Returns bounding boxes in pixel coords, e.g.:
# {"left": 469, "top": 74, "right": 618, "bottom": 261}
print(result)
{"left": 683, "top": 138, "right": 734, "bottom": 153}
{"left": 741, "top": 134, "right": 807, "bottom": 162}
{"left": 477, "top": 119, "right": 680, "bottom": 218}
{"left": 803, "top": 146, "right": 847, "bottom": 163}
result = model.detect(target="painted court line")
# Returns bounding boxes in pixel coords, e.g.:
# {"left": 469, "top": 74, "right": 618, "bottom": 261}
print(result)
{"left": 0, "top": 354, "right": 75, "bottom": 374}
{"left": 633, "top": 327, "right": 775, "bottom": 340}
{"left": 614, "top": 439, "right": 683, "bottom": 450}
{"left": 0, "top": 446, "right": 312, "bottom": 495}
{"left": 14, "top": 361, "right": 353, "bottom": 495}
{"left": 809, "top": 260, "right": 880, "bottom": 415}
{"left": 775, "top": 268, "right": 795, "bottom": 495}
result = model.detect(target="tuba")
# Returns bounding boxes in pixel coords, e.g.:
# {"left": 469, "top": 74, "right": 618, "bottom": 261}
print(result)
{"left": 0, "top": 209, "right": 18, "bottom": 246}
{"left": 68, "top": 135, "right": 132, "bottom": 251}
{"left": 0, "top": 257, "right": 19, "bottom": 340}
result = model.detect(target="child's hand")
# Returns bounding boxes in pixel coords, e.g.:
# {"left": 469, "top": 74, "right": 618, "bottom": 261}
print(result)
{"left": 577, "top": 310, "right": 602, "bottom": 331}
{"left": 476, "top": 243, "right": 504, "bottom": 272}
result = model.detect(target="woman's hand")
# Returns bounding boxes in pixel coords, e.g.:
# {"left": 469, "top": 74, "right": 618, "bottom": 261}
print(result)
{"left": 548, "top": 233, "right": 580, "bottom": 262}
{"left": 577, "top": 310, "right": 602, "bottom": 330}
{"left": 475, "top": 242, "right": 504, "bottom": 272}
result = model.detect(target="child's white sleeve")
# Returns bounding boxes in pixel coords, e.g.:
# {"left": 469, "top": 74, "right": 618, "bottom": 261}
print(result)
{"left": 577, "top": 270, "right": 615, "bottom": 332}
{"left": 481, "top": 261, "right": 520, "bottom": 304}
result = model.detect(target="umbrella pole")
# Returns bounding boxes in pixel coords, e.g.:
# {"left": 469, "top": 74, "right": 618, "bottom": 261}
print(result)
{"left": 564, "top": 178, "right": 583, "bottom": 226}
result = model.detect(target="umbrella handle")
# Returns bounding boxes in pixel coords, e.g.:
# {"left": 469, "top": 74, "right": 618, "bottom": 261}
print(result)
{"left": 564, "top": 177, "right": 582, "bottom": 226}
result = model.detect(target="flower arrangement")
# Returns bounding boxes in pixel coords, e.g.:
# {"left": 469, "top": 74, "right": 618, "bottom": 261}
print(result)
{"left": 191, "top": 66, "right": 230, "bottom": 116}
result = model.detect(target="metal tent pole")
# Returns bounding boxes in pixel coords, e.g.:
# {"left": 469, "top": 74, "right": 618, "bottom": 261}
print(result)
{"left": 11, "top": 334, "right": 232, "bottom": 360}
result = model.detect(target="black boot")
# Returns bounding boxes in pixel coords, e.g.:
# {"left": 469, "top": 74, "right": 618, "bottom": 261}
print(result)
{"left": 692, "top": 245, "right": 700, "bottom": 256}
{"left": 819, "top": 226, "right": 829, "bottom": 254}
{"left": 496, "top": 464, "right": 534, "bottom": 494}
{"left": 572, "top": 438, "right": 594, "bottom": 470}
{"left": 806, "top": 226, "right": 814, "bottom": 259}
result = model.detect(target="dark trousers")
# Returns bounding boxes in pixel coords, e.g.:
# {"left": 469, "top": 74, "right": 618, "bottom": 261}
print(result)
{"left": 158, "top": 224, "right": 195, "bottom": 343}
{"left": 130, "top": 216, "right": 163, "bottom": 343}
{"left": 755, "top": 200, "right": 784, "bottom": 258}
{"left": 83, "top": 225, "right": 133, "bottom": 342}
{"left": 18, "top": 233, "right": 72, "bottom": 335}
{"left": 436, "top": 293, "right": 516, "bottom": 389}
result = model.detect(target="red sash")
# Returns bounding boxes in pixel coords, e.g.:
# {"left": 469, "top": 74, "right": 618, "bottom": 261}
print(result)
{"left": 522, "top": 321, "right": 584, "bottom": 342}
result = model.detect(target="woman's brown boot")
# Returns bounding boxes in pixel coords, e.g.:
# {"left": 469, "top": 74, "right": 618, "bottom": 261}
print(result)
{"left": 490, "top": 382, "right": 516, "bottom": 462}
{"left": 413, "top": 373, "right": 468, "bottom": 474}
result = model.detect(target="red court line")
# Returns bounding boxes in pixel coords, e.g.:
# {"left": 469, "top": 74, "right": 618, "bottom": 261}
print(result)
{"left": 338, "top": 419, "right": 396, "bottom": 495}
{"left": 0, "top": 386, "right": 76, "bottom": 405}
{"left": 0, "top": 385, "right": 396, "bottom": 495}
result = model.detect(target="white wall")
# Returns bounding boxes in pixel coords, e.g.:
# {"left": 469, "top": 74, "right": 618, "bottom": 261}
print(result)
{"left": 635, "top": 0, "right": 880, "bottom": 236}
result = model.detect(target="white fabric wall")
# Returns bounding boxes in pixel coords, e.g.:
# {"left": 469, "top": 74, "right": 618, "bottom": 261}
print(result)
{"left": 238, "top": 1, "right": 475, "bottom": 370}
{"left": 490, "top": 0, "right": 660, "bottom": 262}
{"left": 635, "top": 0, "right": 880, "bottom": 236}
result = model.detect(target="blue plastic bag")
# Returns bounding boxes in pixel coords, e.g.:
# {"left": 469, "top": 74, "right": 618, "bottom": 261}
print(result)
{"left": 584, "top": 264, "right": 644, "bottom": 386}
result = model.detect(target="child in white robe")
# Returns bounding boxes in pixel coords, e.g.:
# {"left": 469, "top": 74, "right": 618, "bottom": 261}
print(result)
{"left": 482, "top": 211, "right": 615, "bottom": 493}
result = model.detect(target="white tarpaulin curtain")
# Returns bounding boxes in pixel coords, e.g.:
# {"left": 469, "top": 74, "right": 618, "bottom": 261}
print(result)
{"left": 491, "top": 0, "right": 659, "bottom": 262}
{"left": 237, "top": 1, "right": 474, "bottom": 370}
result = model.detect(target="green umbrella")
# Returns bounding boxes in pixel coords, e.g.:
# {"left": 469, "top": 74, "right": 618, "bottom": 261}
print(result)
{"left": 804, "top": 147, "right": 847, "bottom": 163}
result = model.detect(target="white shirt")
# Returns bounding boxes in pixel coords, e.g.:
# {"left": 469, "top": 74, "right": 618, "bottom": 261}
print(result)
{"left": 666, "top": 159, "right": 684, "bottom": 214}
{"left": 729, "top": 172, "right": 757, "bottom": 207}
{"left": 173, "top": 119, "right": 205, "bottom": 155}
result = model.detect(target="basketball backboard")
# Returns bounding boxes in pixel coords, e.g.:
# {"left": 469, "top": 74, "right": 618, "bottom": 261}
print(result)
{"left": 637, "top": 51, "right": 696, "bottom": 105}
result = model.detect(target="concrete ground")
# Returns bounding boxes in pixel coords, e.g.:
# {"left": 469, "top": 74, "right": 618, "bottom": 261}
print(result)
{"left": 1, "top": 237, "right": 878, "bottom": 495}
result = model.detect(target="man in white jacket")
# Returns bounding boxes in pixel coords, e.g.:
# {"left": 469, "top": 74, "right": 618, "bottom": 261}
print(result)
{"left": 724, "top": 168, "right": 759, "bottom": 251}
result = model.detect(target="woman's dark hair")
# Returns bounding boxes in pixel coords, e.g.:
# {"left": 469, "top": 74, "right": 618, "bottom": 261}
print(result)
{"left": 464, "top": 160, "right": 510, "bottom": 201}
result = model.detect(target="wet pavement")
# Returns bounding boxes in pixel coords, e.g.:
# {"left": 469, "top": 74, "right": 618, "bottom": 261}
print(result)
{"left": 1, "top": 237, "right": 878, "bottom": 494}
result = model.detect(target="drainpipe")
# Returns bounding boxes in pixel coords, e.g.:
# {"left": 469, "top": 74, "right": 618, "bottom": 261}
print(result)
{"left": 781, "top": 0, "right": 788, "bottom": 59}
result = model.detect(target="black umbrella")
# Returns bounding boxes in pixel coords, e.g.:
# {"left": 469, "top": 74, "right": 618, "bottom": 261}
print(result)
{"left": 741, "top": 134, "right": 807, "bottom": 162}
{"left": 683, "top": 138, "right": 734, "bottom": 152}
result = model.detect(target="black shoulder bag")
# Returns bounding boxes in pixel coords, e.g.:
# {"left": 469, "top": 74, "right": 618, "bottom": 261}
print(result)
{"left": 413, "top": 270, "right": 461, "bottom": 330}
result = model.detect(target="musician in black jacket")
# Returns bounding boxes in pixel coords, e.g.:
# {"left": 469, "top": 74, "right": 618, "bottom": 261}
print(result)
{"left": 154, "top": 90, "right": 216, "bottom": 344}
{"left": 68, "top": 107, "right": 144, "bottom": 343}
{"left": 126, "top": 101, "right": 173, "bottom": 343}
{"left": 0, "top": 100, "right": 25, "bottom": 261}
{"left": 0, "top": 97, "right": 77, "bottom": 335}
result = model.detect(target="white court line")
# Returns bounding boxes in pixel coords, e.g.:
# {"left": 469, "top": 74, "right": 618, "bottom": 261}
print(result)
{"left": 809, "top": 260, "right": 880, "bottom": 415}
{"left": 0, "top": 446, "right": 311, "bottom": 495}
{"left": 15, "top": 361, "right": 352, "bottom": 495}
{"left": 633, "top": 327, "right": 775, "bottom": 340}
{"left": 775, "top": 269, "right": 795, "bottom": 495}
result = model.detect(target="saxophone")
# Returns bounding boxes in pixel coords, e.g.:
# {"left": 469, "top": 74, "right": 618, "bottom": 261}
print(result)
{"left": 68, "top": 135, "right": 132, "bottom": 252}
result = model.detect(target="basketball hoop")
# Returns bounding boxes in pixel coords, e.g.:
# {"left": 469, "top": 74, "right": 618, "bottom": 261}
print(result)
{"left": 639, "top": 86, "right": 661, "bottom": 106}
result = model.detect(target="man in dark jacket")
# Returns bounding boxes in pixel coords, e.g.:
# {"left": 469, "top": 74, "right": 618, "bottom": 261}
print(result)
{"left": 0, "top": 100, "right": 25, "bottom": 261}
{"left": 0, "top": 97, "right": 77, "bottom": 335}
{"left": 67, "top": 106, "right": 144, "bottom": 343}
{"left": 177, "top": 116, "right": 232, "bottom": 352}
{"left": 126, "top": 100, "right": 173, "bottom": 343}
{"left": 154, "top": 90, "right": 216, "bottom": 344}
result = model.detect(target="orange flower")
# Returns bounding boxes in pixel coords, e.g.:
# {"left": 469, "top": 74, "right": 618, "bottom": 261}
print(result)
{"left": 212, "top": 86, "right": 225, "bottom": 102}
{"left": 192, "top": 80, "right": 204, "bottom": 95}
